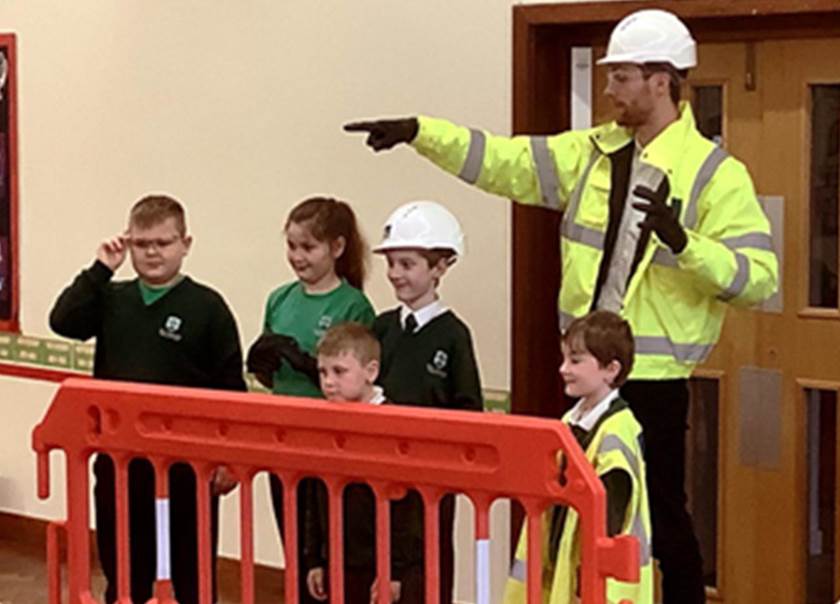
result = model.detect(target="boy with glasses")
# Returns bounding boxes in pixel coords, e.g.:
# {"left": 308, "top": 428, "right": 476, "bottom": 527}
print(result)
{"left": 49, "top": 194, "right": 246, "bottom": 604}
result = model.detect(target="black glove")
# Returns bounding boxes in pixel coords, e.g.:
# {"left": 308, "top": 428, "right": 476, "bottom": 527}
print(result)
{"left": 246, "top": 333, "right": 287, "bottom": 377}
{"left": 275, "top": 335, "right": 319, "bottom": 385}
{"left": 247, "top": 333, "right": 320, "bottom": 385}
{"left": 343, "top": 118, "right": 419, "bottom": 152}
{"left": 632, "top": 178, "right": 687, "bottom": 254}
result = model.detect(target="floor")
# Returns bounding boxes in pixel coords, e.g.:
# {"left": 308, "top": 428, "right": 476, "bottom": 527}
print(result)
{"left": 0, "top": 536, "right": 284, "bottom": 604}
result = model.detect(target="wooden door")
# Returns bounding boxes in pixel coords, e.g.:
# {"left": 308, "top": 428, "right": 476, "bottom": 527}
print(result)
{"left": 592, "top": 39, "right": 840, "bottom": 603}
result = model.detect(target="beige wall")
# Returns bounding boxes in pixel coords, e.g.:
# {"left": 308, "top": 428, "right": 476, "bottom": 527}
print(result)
{"left": 0, "top": 1, "right": 601, "bottom": 601}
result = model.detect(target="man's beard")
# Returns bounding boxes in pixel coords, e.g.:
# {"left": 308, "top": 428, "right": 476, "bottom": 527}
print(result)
{"left": 615, "top": 103, "right": 648, "bottom": 128}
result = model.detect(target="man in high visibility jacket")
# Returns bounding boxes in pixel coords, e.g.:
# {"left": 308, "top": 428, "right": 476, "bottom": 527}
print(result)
{"left": 346, "top": 9, "right": 777, "bottom": 603}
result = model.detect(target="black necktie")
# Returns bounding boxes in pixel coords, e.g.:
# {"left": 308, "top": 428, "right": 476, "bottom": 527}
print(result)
{"left": 404, "top": 313, "right": 417, "bottom": 334}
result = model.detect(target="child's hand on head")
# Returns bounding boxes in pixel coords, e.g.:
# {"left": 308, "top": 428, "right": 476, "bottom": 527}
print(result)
{"left": 96, "top": 233, "right": 128, "bottom": 272}
{"left": 307, "top": 567, "right": 328, "bottom": 601}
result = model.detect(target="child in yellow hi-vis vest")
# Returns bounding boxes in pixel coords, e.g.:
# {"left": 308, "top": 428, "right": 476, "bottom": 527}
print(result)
{"left": 504, "top": 311, "right": 653, "bottom": 604}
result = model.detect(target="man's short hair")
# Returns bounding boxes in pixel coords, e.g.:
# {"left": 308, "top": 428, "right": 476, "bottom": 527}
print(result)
{"left": 562, "top": 310, "right": 634, "bottom": 387}
{"left": 129, "top": 194, "right": 187, "bottom": 236}
{"left": 641, "top": 62, "right": 688, "bottom": 106}
{"left": 317, "top": 322, "right": 381, "bottom": 365}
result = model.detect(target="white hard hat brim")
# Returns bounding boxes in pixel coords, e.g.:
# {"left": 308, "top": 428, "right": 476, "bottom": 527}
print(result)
{"left": 596, "top": 51, "right": 696, "bottom": 69}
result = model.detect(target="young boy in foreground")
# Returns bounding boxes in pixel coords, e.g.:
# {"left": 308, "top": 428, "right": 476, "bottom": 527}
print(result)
{"left": 504, "top": 311, "right": 652, "bottom": 604}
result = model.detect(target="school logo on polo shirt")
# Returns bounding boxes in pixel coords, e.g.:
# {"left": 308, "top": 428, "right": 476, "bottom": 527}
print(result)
{"left": 315, "top": 314, "right": 333, "bottom": 338}
{"left": 427, "top": 349, "right": 448, "bottom": 378}
{"left": 159, "top": 315, "right": 183, "bottom": 342}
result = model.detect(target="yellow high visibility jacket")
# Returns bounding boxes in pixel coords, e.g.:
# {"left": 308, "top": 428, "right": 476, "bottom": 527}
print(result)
{"left": 411, "top": 104, "right": 778, "bottom": 379}
{"left": 503, "top": 402, "right": 653, "bottom": 604}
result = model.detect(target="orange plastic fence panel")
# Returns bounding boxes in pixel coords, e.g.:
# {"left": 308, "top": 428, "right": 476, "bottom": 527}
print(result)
{"left": 33, "top": 377, "right": 640, "bottom": 604}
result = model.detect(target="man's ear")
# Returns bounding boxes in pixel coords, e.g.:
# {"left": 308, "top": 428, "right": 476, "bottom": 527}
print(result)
{"left": 651, "top": 72, "right": 671, "bottom": 99}
{"left": 182, "top": 235, "right": 193, "bottom": 254}
{"left": 365, "top": 359, "right": 380, "bottom": 384}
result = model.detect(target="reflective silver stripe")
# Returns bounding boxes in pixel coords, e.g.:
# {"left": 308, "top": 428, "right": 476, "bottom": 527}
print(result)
{"left": 634, "top": 336, "right": 715, "bottom": 363}
{"left": 559, "top": 311, "right": 576, "bottom": 332}
{"left": 685, "top": 146, "right": 729, "bottom": 229}
{"left": 599, "top": 436, "right": 652, "bottom": 565}
{"left": 510, "top": 557, "right": 526, "bottom": 582}
{"left": 560, "top": 151, "right": 607, "bottom": 250}
{"left": 598, "top": 435, "right": 641, "bottom": 481}
{"left": 564, "top": 224, "right": 605, "bottom": 250}
{"left": 718, "top": 252, "right": 750, "bottom": 301}
{"left": 721, "top": 232, "right": 773, "bottom": 251}
{"left": 530, "top": 136, "right": 562, "bottom": 208}
{"left": 651, "top": 247, "right": 679, "bottom": 268}
{"left": 652, "top": 233, "right": 771, "bottom": 270}
{"left": 561, "top": 151, "right": 598, "bottom": 232}
{"left": 459, "top": 129, "right": 486, "bottom": 184}
{"left": 631, "top": 513, "right": 652, "bottom": 565}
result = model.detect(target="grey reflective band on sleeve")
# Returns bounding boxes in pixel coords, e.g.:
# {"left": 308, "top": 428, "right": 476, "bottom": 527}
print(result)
{"left": 653, "top": 231, "right": 771, "bottom": 271}
{"left": 459, "top": 129, "right": 486, "bottom": 184}
{"left": 634, "top": 336, "right": 715, "bottom": 363}
{"left": 651, "top": 247, "right": 679, "bottom": 268}
{"left": 718, "top": 252, "right": 750, "bottom": 301}
{"left": 530, "top": 136, "right": 562, "bottom": 208}
{"left": 510, "top": 558, "right": 527, "bottom": 582}
{"left": 685, "top": 146, "right": 730, "bottom": 229}
{"left": 721, "top": 232, "right": 774, "bottom": 251}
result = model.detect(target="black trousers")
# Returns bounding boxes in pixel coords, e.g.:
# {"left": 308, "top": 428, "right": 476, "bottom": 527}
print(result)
{"left": 271, "top": 475, "right": 454, "bottom": 604}
{"left": 94, "top": 455, "right": 220, "bottom": 604}
{"left": 316, "top": 564, "right": 423, "bottom": 604}
{"left": 620, "top": 380, "right": 706, "bottom": 604}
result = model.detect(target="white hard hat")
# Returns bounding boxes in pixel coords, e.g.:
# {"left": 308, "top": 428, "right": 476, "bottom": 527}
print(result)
{"left": 374, "top": 201, "right": 465, "bottom": 258}
{"left": 597, "top": 9, "right": 697, "bottom": 70}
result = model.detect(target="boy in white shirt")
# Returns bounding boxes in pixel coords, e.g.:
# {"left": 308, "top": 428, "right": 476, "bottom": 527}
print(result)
{"left": 505, "top": 310, "right": 653, "bottom": 604}
{"left": 303, "top": 322, "right": 422, "bottom": 604}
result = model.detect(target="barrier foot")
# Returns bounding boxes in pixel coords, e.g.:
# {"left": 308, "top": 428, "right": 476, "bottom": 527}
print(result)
{"left": 146, "top": 579, "right": 178, "bottom": 604}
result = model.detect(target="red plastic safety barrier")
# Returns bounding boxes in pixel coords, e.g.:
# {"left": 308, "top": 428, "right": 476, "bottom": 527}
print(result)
{"left": 33, "top": 378, "right": 639, "bottom": 604}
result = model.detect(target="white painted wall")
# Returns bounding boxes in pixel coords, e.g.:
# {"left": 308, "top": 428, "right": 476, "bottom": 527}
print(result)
{"left": 0, "top": 1, "right": 614, "bottom": 601}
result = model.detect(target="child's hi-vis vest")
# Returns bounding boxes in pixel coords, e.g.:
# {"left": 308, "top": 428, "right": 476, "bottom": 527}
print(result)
{"left": 503, "top": 406, "right": 653, "bottom": 604}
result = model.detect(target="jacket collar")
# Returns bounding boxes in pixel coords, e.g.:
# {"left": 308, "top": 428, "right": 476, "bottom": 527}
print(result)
{"left": 590, "top": 101, "right": 696, "bottom": 173}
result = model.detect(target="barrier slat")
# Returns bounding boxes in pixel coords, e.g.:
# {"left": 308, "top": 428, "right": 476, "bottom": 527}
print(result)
{"left": 114, "top": 457, "right": 131, "bottom": 601}
{"left": 239, "top": 473, "right": 255, "bottom": 604}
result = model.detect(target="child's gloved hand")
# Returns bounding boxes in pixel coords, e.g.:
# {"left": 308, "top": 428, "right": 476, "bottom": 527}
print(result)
{"left": 247, "top": 333, "right": 319, "bottom": 384}
{"left": 246, "top": 333, "right": 288, "bottom": 375}
{"left": 307, "top": 567, "right": 328, "bottom": 601}
{"left": 274, "top": 335, "right": 319, "bottom": 383}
